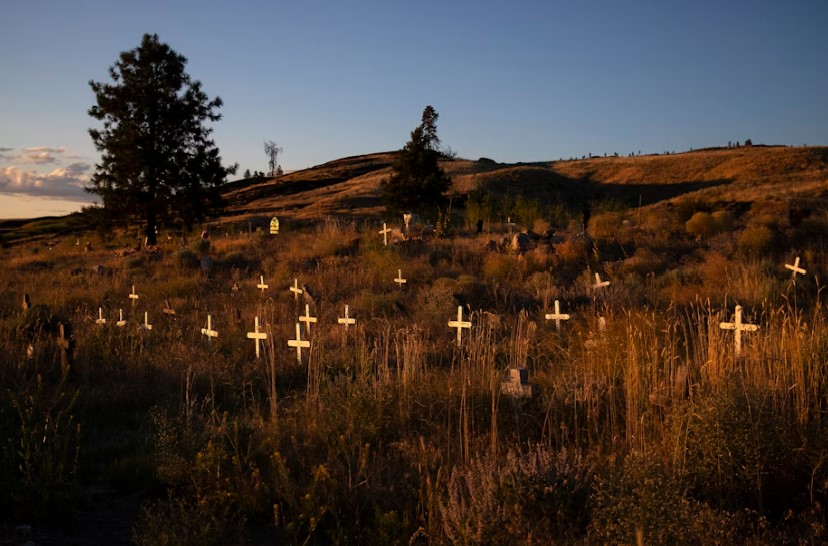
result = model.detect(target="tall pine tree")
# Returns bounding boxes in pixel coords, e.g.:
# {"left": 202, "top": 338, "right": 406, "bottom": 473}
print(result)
{"left": 87, "top": 33, "right": 236, "bottom": 244}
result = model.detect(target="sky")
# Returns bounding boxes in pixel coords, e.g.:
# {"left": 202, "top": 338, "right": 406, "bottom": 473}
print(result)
{"left": 1, "top": 0, "right": 827, "bottom": 219}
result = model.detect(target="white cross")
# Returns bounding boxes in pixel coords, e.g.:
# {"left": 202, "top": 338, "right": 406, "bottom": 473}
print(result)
{"left": 299, "top": 303, "right": 317, "bottom": 332}
{"left": 141, "top": 311, "right": 153, "bottom": 331}
{"left": 544, "top": 300, "right": 571, "bottom": 331}
{"left": 116, "top": 309, "right": 126, "bottom": 327}
{"left": 448, "top": 306, "right": 472, "bottom": 347}
{"left": 337, "top": 304, "right": 356, "bottom": 330}
{"left": 288, "top": 322, "right": 310, "bottom": 363}
{"left": 95, "top": 307, "right": 107, "bottom": 325}
{"left": 163, "top": 299, "right": 176, "bottom": 316}
{"left": 246, "top": 316, "right": 268, "bottom": 359}
{"left": 593, "top": 273, "right": 610, "bottom": 290}
{"left": 129, "top": 285, "right": 139, "bottom": 304}
{"left": 785, "top": 257, "right": 806, "bottom": 279}
{"left": 506, "top": 216, "right": 516, "bottom": 233}
{"left": 290, "top": 278, "right": 303, "bottom": 300}
{"left": 394, "top": 269, "right": 407, "bottom": 288}
{"left": 257, "top": 275, "right": 269, "bottom": 292}
{"left": 379, "top": 222, "right": 391, "bottom": 246}
{"left": 719, "top": 305, "right": 759, "bottom": 357}
{"left": 201, "top": 314, "right": 219, "bottom": 340}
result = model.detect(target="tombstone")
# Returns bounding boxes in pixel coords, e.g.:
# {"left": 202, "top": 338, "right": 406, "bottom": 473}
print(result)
{"left": 500, "top": 367, "right": 533, "bottom": 398}
{"left": 289, "top": 279, "right": 303, "bottom": 301}
{"left": 257, "top": 275, "right": 269, "bottom": 292}
{"left": 269, "top": 217, "right": 280, "bottom": 235}
{"left": 299, "top": 304, "right": 317, "bottom": 333}
{"left": 719, "top": 305, "right": 759, "bottom": 357}
{"left": 288, "top": 322, "right": 310, "bottom": 364}
{"left": 785, "top": 257, "right": 806, "bottom": 280}
{"left": 592, "top": 273, "right": 610, "bottom": 291}
{"left": 200, "top": 314, "right": 219, "bottom": 341}
{"left": 338, "top": 305, "right": 356, "bottom": 331}
{"left": 140, "top": 312, "right": 153, "bottom": 331}
{"left": 22, "top": 293, "right": 31, "bottom": 312}
{"left": 116, "top": 309, "right": 126, "bottom": 327}
{"left": 95, "top": 307, "right": 107, "bottom": 325}
{"left": 544, "top": 300, "right": 571, "bottom": 331}
{"left": 379, "top": 222, "right": 391, "bottom": 246}
{"left": 394, "top": 269, "right": 407, "bottom": 288}
{"left": 448, "top": 306, "right": 472, "bottom": 347}
{"left": 129, "top": 285, "right": 139, "bottom": 305}
{"left": 246, "top": 316, "right": 268, "bottom": 359}
{"left": 163, "top": 299, "right": 176, "bottom": 317}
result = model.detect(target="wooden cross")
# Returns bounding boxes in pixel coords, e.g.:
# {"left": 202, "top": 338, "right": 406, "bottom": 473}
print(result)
{"left": 129, "top": 285, "right": 139, "bottom": 305}
{"left": 505, "top": 216, "right": 516, "bottom": 234}
{"left": 200, "top": 314, "right": 219, "bottom": 340}
{"left": 163, "top": 299, "right": 176, "bottom": 316}
{"left": 116, "top": 308, "right": 126, "bottom": 327}
{"left": 257, "top": 275, "right": 269, "bottom": 292}
{"left": 379, "top": 222, "right": 391, "bottom": 246}
{"left": 593, "top": 273, "right": 610, "bottom": 290}
{"left": 448, "top": 306, "right": 472, "bottom": 347}
{"left": 57, "top": 322, "right": 70, "bottom": 367}
{"left": 394, "top": 269, "right": 407, "bottom": 288}
{"left": 288, "top": 322, "right": 310, "bottom": 364}
{"left": 95, "top": 307, "right": 107, "bottom": 325}
{"left": 299, "top": 303, "right": 317, "bottom": 332}
{"left": 719, "top": 305, "right": 759, "bottom": 357}
{"left": 289, "top": 278, "right": 303, "bottom": 301}
{"left": 246, "top": 316, "right": 268, "bottom": 359}
{"left": 141, "top": 311, "right": 153, "bottom": 331}
{"left": 22, "top": 293, "right": 31, "bottom": 311}
{"left": 544, "top": 300, "right": 571, "bottom": 331}
{"left": 785, "top": 257, "right": 806, "bottom": 280}
{"left": 337, "top": 304, "right": 356, "bottom": 330}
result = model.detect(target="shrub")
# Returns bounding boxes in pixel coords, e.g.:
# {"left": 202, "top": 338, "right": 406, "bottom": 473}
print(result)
{"left": 685, "top": 210, "right": 732, "bottom": 239}
{"left": 175, "top": 249, "right": 199, "bottom": 269}
{"left": 737, "top": 224, "right": 775, "bottom": 256}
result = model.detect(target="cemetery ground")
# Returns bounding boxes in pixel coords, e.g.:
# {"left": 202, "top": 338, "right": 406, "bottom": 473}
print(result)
{"left": 3, "top": 149, "right": 828, "bottom": 544}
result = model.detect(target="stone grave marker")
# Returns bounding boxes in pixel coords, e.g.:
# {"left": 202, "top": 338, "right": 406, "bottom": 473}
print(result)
{"left": 95, "top": 307, "right": 107, "bottom": 325}
{"left": 290, "top": 278, "right": 303, "bottom": 301}
{"left": 500, "top": 367, "right": 533, "bottom": 398}
{"left": 785, "top": 256, "right": 806, "bottom": 280}
{"left": 257, "top": 275, "right": 269, "bottom": 292}
{"left": 201, "top": 314, "right": 219, "bottom": 341}
{"left": 394, "top": 269, "right": 407, "bottom": 288}
{"left": 269, "top": 216, "right": 280, "bottom": 235}
{"left": 299, "top": 304, "right": 317, "bottom": 332}
{"left": 448, "top": 306, "right": 472, "bottom": 347}
{"left": 379, "top": 222, "right": 391, "bottom": 246}
{"left": 544, "top": 299, "right": 571, "bottom": 331}
{"left": 338, "top": 305, "right": 356, "bottom": 331}
{"left": 288, "top": 322, "right": 310, "bottom": 364}
{"left": 719, "top": 305, "right": 759, "bottom": 357}
{"left": 246, "top": 316, "right": 268, "bottom": 359}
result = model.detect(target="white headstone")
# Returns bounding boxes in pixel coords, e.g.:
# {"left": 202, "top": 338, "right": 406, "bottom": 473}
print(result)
{"left": 544, "top": 300, "right": 571, "bottom": 331}
{"left": 719, "top": 305, "right": 759, "bottom": 356}
{"left": 246, "top": 316, "right": 268, "bottom": 359}
{"left": 394, "top": 269, "right": 407, "bottom": 288}
{"left": 379, "top": 222, "right": 391, "bottom": 246}
{"left": 299, "top": 303, "right": 317, "bottom": 332}
{"left": 288, "top": 322, "right": 310, "bottom": 364}
{"left": 785, "top": 256, "right": 806, "bottom": 280}
{"left": 95, "top": 307, "right": 107, "bottom": 325}
{"left": 448, "top": 306, "right": 472, "bottom": 347}
{"left": 337, "top": 304, "right": 356, "bottom": 330}
{"left": 201, "top": 314, "right": 219, "bottom": 340}
{"left": 269, "top": 216, "right": 280, "bottom": 235}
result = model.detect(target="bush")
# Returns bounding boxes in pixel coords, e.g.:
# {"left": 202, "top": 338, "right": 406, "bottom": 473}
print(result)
{"left": 737, "top": 224, "right": 775, "bottom": 256}
{"left": 685, "top": 210, "right": 732, "bottom": 239}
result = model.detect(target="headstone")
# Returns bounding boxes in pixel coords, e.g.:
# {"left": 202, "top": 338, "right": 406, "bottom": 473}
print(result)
{"left": 200, "top": 314, "right": 219, "bottom": 340}
{"left": 394, "top": 269, "right": 407, "bottom": 288}
{"left": 500, "top": 367, "right": 533, "bottom": 398}
{"left": 544, "top": 300, "right": 571, "bottom": 331}
{"left": 719, "top": 305, "right": 759, "bottom": 356}
{"left": 299, "top": 303, "right": 317, "bottom": 332}
{"left": 379, "top": 222, "right": 391, "bottom": 246}
{"left": 246, "top": 316, "right": 268, "bottom": 359}
{"left": 592, "top": 273, "right": 610, "bottom": 290}
{"left": 785, "top": 256, "right": 806, "bottom": 280}
{"left": 288, "top": 322, "right": 310, "bottom": 364}
{"left": 338, "top": 304, "right": 356, "bottom": 330}
{"left": 290, "top": 278, "right": 303, "bottom": 301}
{"left": 129, "top": 285, "right": 139, "bottom": 305}
{"left": 448, "top": 306, "right": 472, "bottom": 347}
{"left": 95, "top": 307, "right": 107, "bottom": 325}
{"left": 116, "top": 308, "right": 126, "bottom": 327}
{"left": 141, "top": 312, "right": 153, "bottom": 331}
{"left": 257, "top": 275, "right": 269, "bottom": 292}
{"left": 270, "top": 216, "right": 280, "bottom": 235}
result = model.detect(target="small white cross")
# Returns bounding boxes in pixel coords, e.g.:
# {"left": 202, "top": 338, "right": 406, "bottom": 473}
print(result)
{"left": 95, "top": 307, "right": 107, "bottom": 325}
{"left": 544, "top": 300, "right": 571, "bottom": 331}
{"left": 289, "top": 278, "right": 303, "bottom": 301}
{"left": 299, "top": 303, "right": 317, "bottom": 332}
{"left": 116, "top": 309, "right": 126, "bottom": 327}
{"left": 593, "top": 273, "right": 610, "bottom": 290}
{"left": 448, "top": 306, "right": 472, "bottom": 347}
{"left": 129, "top": 285, "right": 139, "bottom": 304}
{"left": 394, "top": 269, "right": 407, "bottom": 288}
{"left": 785, "top": 257, "right": 806, "bottom": 279}
{"left": 337, "top": 304, "right": 356, "bottom": 330}
{"left": 141, "top": 311, "right": 153, "bottom": 331}
{"left": 506, "top": 216, "right": 516, "bottom": 233}
{"left": 288, "top": 322, "right": 310, "bottom": 363}
{"left": 201, "top": 314, "right": 219, "bottom": 340}
{"left": 257, "top": 275, "right": 269, "bottom": 292}
{"left": 246, "top": 316, "right": 268, "bottom": 359}
{"left": 379, "top": 222, "right": 391, "bottom": 246}
{"left": 719, "top": 305, "right": 759, "bottom": 357}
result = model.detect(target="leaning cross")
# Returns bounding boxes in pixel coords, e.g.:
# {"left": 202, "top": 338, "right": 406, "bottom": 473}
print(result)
{"left": 141, "top": 311, "right": 153, "bottom": 331}
{"left": 129, "top": 285, "right": 139, "bottom": 305}
{"left": 785, "top": 257, "right": 806, "bottom": 280}
{"left": 544, "top": 299, "right": 571, "bottom": 331}
{"left": 338, "top": 304, "right": 356, "bottom": 330}
{"left": 246, "top": 316, "right": 268, "bottom": 359}
{"left": 394, "top": 269, "right": 407, "bottom": 288}
{"left": 448, "top": 306, "right": 472, "bottom": 347}
{"left": 379, "top": 222, "right": 391, "bottom": 246}
{"left": 288, "top": 322, "right": 310, "bottom": 364}
{"left": 95, "top": 307, "right": 107, "bottom": 325}
{"left": 299, "top": 303, "right": 317, "bottom": 332}
{"left": 593, "top": 273, "right": 610, "bottom": 290}
{"left": 257, "top": 275, "right": 269, "bottom": 292}
{"left": 57, "top": 322, "right": 70, "bottom": 367}
{"left": 201, "top": 314, "right": 219, "bottom": 341}
{"left": 719, "top": 305, "right": 759, "bottom": 357}
{"left": 116, "top": 308, "right": 126, "bottom": 327}
{"left": 163, "top": 299, "right": 176, "bottom": 316}
{"left": 289, "top": 279, "right": 303, "bottom": 301}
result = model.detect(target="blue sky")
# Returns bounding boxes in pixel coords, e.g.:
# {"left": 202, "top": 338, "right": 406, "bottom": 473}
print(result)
{"left": 1, "top": 0, "right": 826, "bottom": 218}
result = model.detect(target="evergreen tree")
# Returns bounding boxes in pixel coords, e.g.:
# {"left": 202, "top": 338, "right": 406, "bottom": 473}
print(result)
{"left": 87, "top": 33, "right": 236, "bottom": 245}
{"left": 381, "top": 106, "right": 452, "bottom": 212}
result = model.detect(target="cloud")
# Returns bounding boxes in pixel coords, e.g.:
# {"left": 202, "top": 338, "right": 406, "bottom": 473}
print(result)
{"left": 0, "top": 148, "right": 13, "bottom": 161}
{"left": 16, "top": 146, "right": 68, "bottom": 165}
{"left": 0, "top": 162, "right": 92, "bottom": 201}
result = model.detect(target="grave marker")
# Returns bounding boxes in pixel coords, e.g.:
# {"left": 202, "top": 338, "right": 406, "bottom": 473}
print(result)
{"left": 593, "top": 273, "right": 610, "bottom": 290}
{"left": 289, "top": 279, "right": 303, "bottom": 301}
{"left": 288, "top": 322, "right": 310, "bottom": 364}
{"left": 116, "top": 309, "right": 126, "bottom": 327}
{"left": 500, "top": 367, "right": 533, "bottom": 398}
{"left": 246, "top": 316, "right": 268, "bottom": 359}
{"left": 505, "top": 216, "right": 516, "bottom": 234}
{"left": 299, "top": 303, "right": 317, "bottom": 332}
{"left": 163, "top": 299, "right": 176, "bottom": 316}
{"left": 394, "top": 269, "right": 407, "bottom": 288}
{"left": 448, "top": 306, "right": 472, "bottom": 347}
{"left": 56, "top": 322, "right": 71, "bottom": 367}
{"left": 257, "top": 275, "right": 269, "bottom": 292}
{"left": 22, "top": 293, "right": 31, "bottom": 311}
{"left": 338, "top": 305, "right": 356, "bottom": 330}
{"left": 785, "top": 256, "right": 806, "bottom": 280}
{"left": 379, "top": 222, "right": 391, "bottom": 246}
{"left": 141, "top": 312, "right": 153, "bottom": 331}
{"left": 269, "top": 216, "right": 280, "bottom": 235}
{"left": 95, "top": 307, "right": 107, "bottom": 325}
{"left": 544, "top": 300, "right": 571, "bottom": 331}
{"left": 719, "top": 305, "right": 759, "bottom": 356}
{"left": 129, "top": 285, "right": 139, "bottom": 305}
{"left": 200, "top": 314, "right": 219, "bottom": 340}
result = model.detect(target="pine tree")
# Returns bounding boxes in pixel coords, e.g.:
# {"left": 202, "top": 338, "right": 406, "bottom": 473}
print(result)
{"left": 87, "top": 33, "right": 236, "bottom": 245}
